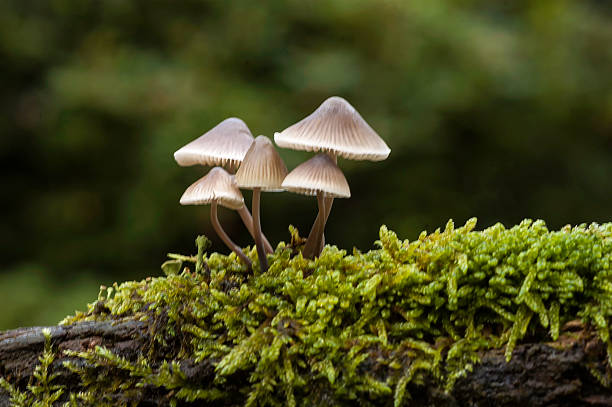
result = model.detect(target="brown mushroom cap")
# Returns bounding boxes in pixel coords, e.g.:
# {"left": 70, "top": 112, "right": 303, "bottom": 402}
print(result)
{"left": 235, "top": 136, "right": 288, "bottom": 191}
{"left": 282, "top": 154, "right": 350, "bottom": 198}
{"left": 174, "top": 117, "right": 255, "bottom": 168}
{"left": 274, "top": 96, "right": 390, "bottom": 161}
{"left": 180, "top": 167, "right": 244, "bottom": 210}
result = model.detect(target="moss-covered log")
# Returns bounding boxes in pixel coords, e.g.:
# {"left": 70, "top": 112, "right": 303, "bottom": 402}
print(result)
{"left": 0, "top": 320, "right": 611, "bottom": 406}
{"left": 1, "top": 219, "right": 611, "bottom": 406}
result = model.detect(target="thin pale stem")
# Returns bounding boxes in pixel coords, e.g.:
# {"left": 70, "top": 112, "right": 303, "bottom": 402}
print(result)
{"left": 318, "top": 197, "right": 334, "bottom": 253}
{"left": 211, "top": 202, "right": 252, "bottom": 270}
{"left": 314, "top": 193, "right": 329, "bottom": 257}
{"left": 229, "top": 166, "right": 274, "bottom": 255}
{"left": 237, "top": 206, "right": 273, "bottom": 254}
{"left": 320, "top": 153, "right": 337, "bottom": 252}
{"left": 303, "top": 193, "right": 325, "bottom": 259}
{"left": 252, "top": 188, "right": 268, "bottom": 272}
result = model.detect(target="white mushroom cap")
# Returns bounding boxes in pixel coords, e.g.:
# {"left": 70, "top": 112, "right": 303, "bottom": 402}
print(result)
{"left": 274, "top": 96, "right": 390, "bottom": 161}
{"left": 174, "top": 117, "right": 255, "bottom": 168}
{"left": 180, "top": 167, "right": 245, "bottom": 210}
{"left": 235, "top": 136, "right": 288, "bottom": 191}
{"left": 282, "top": 154, "right": 351, "bottom": 198}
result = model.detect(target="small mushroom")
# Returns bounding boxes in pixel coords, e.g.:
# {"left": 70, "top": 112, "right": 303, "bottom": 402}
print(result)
{"left": 174, "top": 117, "right": 255, "bottom": 170}
{"left": 275, "top": 96, "right": 390, "bottom": 250}
{"left": 180, "top": 167, "right": 252, "bottom": 269}
{"left": 174, "top": 117, "right": 273, "bottom": 253}
{"left": 235, "top": 136, "right": 288, "bottom": 272}
{"left": 281, "top": 154, "right": 350, "bottom": 259}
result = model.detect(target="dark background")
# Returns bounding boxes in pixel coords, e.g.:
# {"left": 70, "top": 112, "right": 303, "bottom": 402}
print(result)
{"left": 1, "top": 0, "right": 611, "bottom": 329}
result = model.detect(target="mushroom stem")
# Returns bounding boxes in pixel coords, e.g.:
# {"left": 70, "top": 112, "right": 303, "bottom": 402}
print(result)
{"left": 303, "top": 193, "right": 326, "bottom": 259}
{"left": 229, "top": 167, "right": 273, "bottom": 255}
{"left": 252, "top": 188, "right": 269, "bottom": 272}
{"left": 323, "top": 153, "right": 337, "bottom": 222}
{"left": 315, "top": 193, "right": 330, "bottom": 257}
{"left": 210, "top": 202, "right": 252, "bottom": 270}
{"left": 318, "top": 197, "right": 333, "bottom": 253}
{"left": 237, "top": 206, "right": 274, "bottom": 254}
{"left": 319, "top": 153, "right": 337, "bottom": 253}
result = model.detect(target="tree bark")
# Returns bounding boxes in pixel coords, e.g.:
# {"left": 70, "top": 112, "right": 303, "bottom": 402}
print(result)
{"left": 0, "top": 320, "right": 610, "bottom": 406}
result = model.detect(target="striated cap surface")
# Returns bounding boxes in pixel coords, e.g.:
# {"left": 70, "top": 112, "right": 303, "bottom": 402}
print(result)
{"left": 282, "top": 154, "right": 350, "bottom": 198}
{"left": 274, "top": 96, "right": 390, "bottom": 161}
{"left": 235, "top": 136, "right": 288, "bottom": 191}
{"left": 174, "top": 117, "right": 254, "bottom": 168}
{"left": 180, "top": 167, "right": 244, "bottom": 209}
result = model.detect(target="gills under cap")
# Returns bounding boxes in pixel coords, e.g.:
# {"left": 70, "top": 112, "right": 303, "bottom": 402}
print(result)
{"left": 274, "top": 96, "right": 390, "bottom": 161}
{"left": 235, "top": 136, "right": 288, "bottom": 191}
{"left": 282, "top": 154, "right": 351, "bottom": 198}
{"left": 180, "top": 167, "right": 244, "bottom": 210}
{"left": 174, "top": 117, "right": 254, "bottom": 168}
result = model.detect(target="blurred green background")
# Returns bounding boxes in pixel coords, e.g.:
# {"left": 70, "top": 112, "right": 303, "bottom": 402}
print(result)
{"left": 1, "top": 0, "right": 611, "bottom": 330}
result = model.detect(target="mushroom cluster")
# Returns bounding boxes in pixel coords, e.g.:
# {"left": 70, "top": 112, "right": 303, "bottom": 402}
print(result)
{"left": 175, "top": 96, "right": 390, "bottom": 272}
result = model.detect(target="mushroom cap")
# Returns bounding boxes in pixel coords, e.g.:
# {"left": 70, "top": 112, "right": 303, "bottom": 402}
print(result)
{"left": 282, "top": 154, "right": 351, "bottom": 198}
{"left": 180, "top": 167, "right": 245, "bottom": 210}
{"left": 235, "top": 136, "right": 288, "bottom": 191}
{"left": 274, "top": 96, "right": 390, "bottom": 161}
{"left": 174, "top": 117, "right": 255, "bottom": 168}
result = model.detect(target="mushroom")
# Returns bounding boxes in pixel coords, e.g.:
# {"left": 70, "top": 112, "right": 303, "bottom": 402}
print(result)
{"left": 174, "top": 117, "right": 254, "bottom": 170}
{"left": 281, "top": 154, "right": 350, "bottom": 259}
{"left": 180, "top": 167, "right": 252, "bottom": 269}
{"left": 174, "top": 117, "right": 273, "bottom": 254}
{"left": 235, "top": 136, "right": 288, "bottom": 272}
{"left": 274, "top": 96, "right": 390, "bottom": 251}
{"left": 274, "top": 96, "right": 390, "bottom": 161}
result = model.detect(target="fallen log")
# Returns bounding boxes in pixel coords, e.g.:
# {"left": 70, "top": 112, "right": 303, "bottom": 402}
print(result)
{"left": 1, "top": 320, "right": 610, "bottom": 406}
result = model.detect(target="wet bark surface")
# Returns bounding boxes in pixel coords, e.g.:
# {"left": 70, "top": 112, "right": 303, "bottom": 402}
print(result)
{"left": 0, "top": 320, "right": 610, "bottom": 406}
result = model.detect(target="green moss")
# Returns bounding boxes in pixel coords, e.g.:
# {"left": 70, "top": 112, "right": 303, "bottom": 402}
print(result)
{"left": 0, "top": 329, "right": 71, "bottom": 407}
{"left": 4, "top": 219, "right": 612, "bottom": 406}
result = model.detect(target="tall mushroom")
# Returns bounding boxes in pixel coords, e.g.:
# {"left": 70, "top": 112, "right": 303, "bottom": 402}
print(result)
{"left": 174, "top": 117, "right": 273, "bottom": 253}
{"left": 274, "top": 97, "right": 390, "bottom": 161}
{"left": 281, "top": 154, "right": 350, "bottom": 259}
{"left": 235, "top": 136, "right": 288, "bottom": 272}
{"left": 274, "top": 96, "right": 390, "bottom": 251}
{"left": 180, "top": 167, "right": 252, "bottom": 269}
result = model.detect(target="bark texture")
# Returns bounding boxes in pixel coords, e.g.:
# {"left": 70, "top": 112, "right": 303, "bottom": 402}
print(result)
{"left": 0, "top": 320, "right": 610, "bottom": 406}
